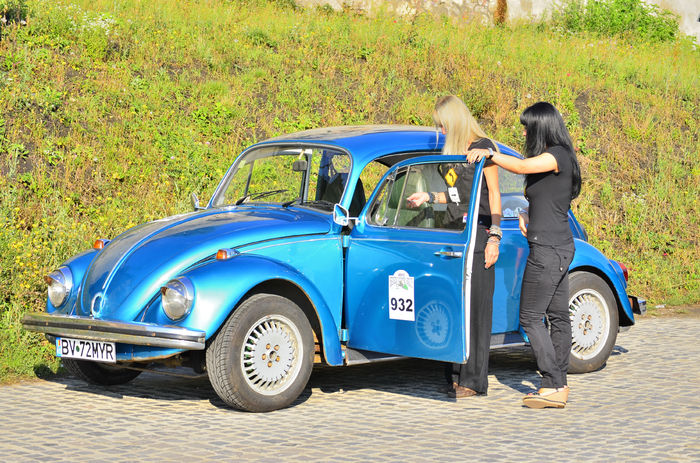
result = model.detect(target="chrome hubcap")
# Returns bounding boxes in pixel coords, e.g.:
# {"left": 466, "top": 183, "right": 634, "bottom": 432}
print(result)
{"left": 569, "top": 289, "right": 609, "bottom": 360}
{"left": 241, "top": 315, "right": 301, "bottom": 395}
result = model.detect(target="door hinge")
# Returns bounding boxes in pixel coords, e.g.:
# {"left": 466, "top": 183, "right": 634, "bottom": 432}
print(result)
{"left": 339, "top": 328, "right": 349, "bottom": 342}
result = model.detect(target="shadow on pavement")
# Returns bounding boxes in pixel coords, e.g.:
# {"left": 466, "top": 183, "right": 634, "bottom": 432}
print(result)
{"left": 35, "top": 344, "right": 630, "bottom": 410}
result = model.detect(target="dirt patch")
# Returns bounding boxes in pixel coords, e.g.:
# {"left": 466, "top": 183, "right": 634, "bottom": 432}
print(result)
{"left": 645, "top": 304, "right": 700, "bottom": 319}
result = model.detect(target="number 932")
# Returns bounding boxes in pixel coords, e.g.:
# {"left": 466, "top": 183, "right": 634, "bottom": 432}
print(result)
{"left": 390, "top": 297, "right": 413, "bottom": 312}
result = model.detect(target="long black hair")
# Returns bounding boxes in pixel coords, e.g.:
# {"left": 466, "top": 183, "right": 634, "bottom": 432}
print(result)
{"left": 520, "top": 102, "right": 581, "bottom": 199}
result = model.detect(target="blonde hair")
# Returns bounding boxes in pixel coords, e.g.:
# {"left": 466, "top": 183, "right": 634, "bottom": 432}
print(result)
{"left": 432, "top": 95, "right": 493, "bottom": 155}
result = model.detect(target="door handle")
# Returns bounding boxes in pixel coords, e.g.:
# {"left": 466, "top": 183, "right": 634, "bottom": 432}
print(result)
{"left": 434, "top": 250, "right": 463, "bottom": 258}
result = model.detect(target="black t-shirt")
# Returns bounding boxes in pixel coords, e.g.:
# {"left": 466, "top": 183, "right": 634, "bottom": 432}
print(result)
{"left": 525, "top": 145, "right": 576, "bottom": 245}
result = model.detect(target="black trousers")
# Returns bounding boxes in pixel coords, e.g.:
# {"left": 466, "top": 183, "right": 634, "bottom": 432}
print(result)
{"left": 519, "top": 241, "right": 575, "bottom": 389}
{"left": 445, "top": 226, "right": 494, "bottom": 394}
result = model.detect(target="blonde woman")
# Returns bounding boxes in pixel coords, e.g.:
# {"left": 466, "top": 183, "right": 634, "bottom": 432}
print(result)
{"left": 408, "top": 95, "right": 502, "bottom": 398}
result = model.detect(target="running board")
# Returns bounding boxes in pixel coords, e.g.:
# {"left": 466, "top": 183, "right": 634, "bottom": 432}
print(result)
{"left": 344, "top": 348, "right": 405, "bottom": 365}
{"left": 490, "top": 332, "right": 527, "bottom": 349}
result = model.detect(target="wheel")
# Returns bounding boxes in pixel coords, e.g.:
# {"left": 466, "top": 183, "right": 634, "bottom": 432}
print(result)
{"left": 206, "top": 293, "right": 314, "bottom": 412}
{"left": 62, "top": 358, "right": 142, "bottom": 385}
{"left": 568, "top": 272, "right": 619, "bottom": 373}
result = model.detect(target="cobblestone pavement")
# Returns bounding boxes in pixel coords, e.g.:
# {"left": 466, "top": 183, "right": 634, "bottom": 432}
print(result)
{"left": 2, "top": 316, "right": 699, "bottom": 462}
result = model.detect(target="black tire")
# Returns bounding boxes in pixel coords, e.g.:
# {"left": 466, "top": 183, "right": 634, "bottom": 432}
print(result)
{"left": 568, "top": 272, "right": 619, "bottom": 373}
{"left": 206, "top": 293, "right": 314, "bottom": 412}
{"left": 62, "top": 358, "right": 142, "bottom": 385}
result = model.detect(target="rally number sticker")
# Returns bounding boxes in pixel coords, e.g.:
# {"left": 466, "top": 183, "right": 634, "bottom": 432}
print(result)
{"left": 388, "top": 270, "right": 415, "bottom": 321}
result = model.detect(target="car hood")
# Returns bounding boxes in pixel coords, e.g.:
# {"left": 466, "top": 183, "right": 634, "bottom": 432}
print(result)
{"left": 78, "top": 207, "right": 331, "bottom": 320}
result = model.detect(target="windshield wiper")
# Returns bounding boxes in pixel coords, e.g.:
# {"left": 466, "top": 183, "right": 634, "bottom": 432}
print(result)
{"left": 304, "top": 200, "right": 335, "bottom": 210}
{"left": 235, "top": 189, "right": 289, "bottom": 205}
{"left": 282, "top": 197, "right": 301, "bottom": 208}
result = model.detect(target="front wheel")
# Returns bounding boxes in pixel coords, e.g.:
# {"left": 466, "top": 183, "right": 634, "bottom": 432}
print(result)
{"left": 568, "top": 272, "right": 619, "bottom": 373}
{"left": 206, "top": 293, "right": 314, "bottom": 412}
{"left": 62, "top": 358, "right": 142, "bottom": 385}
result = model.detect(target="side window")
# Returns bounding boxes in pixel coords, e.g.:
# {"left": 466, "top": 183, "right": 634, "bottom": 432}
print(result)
{"left": 358, "top": 160, "right": 390, "bottom": 200}
{"left": 310, "top": 149, "right": 352, "bottom": 205}
{"left": 498, "top": 169, "right": 528, "bottom": 218}
{"left": 368, "top": 162, "right": 475, "bottom": 231}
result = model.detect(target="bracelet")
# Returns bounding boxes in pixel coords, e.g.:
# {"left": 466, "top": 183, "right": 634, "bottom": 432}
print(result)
{"left": 487, "top": 148, "right": 494, "bottom": 160}
{"left": 487, "top": 237, "right": 500, "bottom": 246}
{"left": 488, "top": 225, "right": 502, "bottom": 239}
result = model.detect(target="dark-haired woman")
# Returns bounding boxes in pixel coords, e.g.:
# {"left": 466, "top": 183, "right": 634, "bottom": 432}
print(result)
{"left": 467, "top": 102, "right": 581, "bottom": 409}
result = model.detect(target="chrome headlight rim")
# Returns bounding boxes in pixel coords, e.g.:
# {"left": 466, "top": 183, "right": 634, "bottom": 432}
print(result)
{"left": 45, "top": 267, "right": 73, "bottom": 308}
{"left": 160, "top": 277, "right": 194, "bottom": 321}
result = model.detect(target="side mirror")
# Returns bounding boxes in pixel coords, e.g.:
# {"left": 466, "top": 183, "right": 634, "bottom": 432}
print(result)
{"left": 333, "top": 204, "right": 355, "bottom": 227}
{"left": 191, "top": 192, "right": 202, "bottom": 211}
{"left": 292, "top": 159, "right": 307, "bottom": 172}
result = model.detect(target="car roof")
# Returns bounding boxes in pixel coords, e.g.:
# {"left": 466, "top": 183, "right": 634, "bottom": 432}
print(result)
{"left": 258, "top": 125, "right": 445, "bottom": 167}
{"left": 257, "top": 125, "right": 523, "bottom": 167}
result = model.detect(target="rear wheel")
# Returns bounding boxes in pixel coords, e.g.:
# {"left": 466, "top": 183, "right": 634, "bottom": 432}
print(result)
{"left": 206, "top": 293, "right": 314, "bottom": 412}
{"left": 568, "top": 272, "right": 619, "bottom": 373}
{"left": 62, "top": 358, "right": 142, "bottom": 385}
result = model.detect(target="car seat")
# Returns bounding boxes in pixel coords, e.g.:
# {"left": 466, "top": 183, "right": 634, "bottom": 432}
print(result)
{"left": 383, "top": 170, "right": 434, "bottom": 228}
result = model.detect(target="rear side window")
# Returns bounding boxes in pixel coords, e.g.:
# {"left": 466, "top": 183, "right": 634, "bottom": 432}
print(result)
{"left": 498, "top": 169, "right": 528, "bottom": 218}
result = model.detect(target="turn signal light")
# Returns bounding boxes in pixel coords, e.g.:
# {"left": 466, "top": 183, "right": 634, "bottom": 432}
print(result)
{"left": 216, "top": 248, "right": 239, "bottom": 260}
{"left": 93, "top": 239, "right": 111, "bottom": 250}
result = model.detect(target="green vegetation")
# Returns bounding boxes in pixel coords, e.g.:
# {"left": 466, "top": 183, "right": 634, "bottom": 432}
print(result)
{"left": 551, "top": 0, "right": 681, "bottom": 42}
{"left": 0, "top": 0, "right": 698, "bottom": 381}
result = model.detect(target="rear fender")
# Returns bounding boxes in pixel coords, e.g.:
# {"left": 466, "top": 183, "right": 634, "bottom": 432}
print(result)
{"left": 159, "top": 255, "right": 344, "bottom": 366}
{"left": 572, "top": 239, "right": 635, "bottom": 326}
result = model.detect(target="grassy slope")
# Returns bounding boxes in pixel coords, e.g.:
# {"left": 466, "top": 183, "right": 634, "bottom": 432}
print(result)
{"left": 0, "top": 0, "right": 698, "bottom": 380}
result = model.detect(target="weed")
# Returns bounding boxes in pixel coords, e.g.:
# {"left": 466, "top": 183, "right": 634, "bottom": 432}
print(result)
{"left": 552, "top": 0, "right": 681, "bottom": 42}
{"left": 0, "top": 0, "right": 28, "bottom": 34}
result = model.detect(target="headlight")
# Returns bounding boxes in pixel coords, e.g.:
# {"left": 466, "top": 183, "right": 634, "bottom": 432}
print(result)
{"left": 160, "top": 278, "right": 194, "bottom": 321}
{"left": 45, "top": 267, "right": 73, "bottom": 308}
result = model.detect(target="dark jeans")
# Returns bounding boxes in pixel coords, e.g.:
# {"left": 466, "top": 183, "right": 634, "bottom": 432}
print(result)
{"left": 519, "top": 241, "right": 575, "bottom": 389}
{"left": 445, "top": 225, "right": 494, "bottom": 394}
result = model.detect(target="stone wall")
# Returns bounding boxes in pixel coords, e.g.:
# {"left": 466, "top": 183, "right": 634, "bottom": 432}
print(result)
{"left": 297, "top": 0, "right": 700, "bottom": 43}
{"left": 298, "top": 0, "right": 499, "bottom": 24}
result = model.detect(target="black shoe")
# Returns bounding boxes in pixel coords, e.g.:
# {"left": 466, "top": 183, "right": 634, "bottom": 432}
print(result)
{"left": 438, "top": 382, "right": 456, "bottom": 393}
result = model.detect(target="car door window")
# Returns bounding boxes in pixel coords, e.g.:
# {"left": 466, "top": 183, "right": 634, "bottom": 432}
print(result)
{"left": 368, "top": 162, "right": 475, "bottom": 231}
{"left": 498, "top": 169, "right": 528, "bottom": 218}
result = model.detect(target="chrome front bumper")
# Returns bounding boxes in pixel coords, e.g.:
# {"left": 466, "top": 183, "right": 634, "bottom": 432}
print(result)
{"left": 22, "top": 313, "right": 206, "bottom": 350}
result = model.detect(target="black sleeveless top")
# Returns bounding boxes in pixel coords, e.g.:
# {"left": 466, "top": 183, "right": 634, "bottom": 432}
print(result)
{"left": 440, "top": 138, "right": 496, "bottom": 229}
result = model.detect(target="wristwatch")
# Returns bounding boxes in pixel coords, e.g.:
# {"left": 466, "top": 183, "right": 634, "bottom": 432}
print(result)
{"left": 428, "top": 192, "right": 435, "bottom": 204}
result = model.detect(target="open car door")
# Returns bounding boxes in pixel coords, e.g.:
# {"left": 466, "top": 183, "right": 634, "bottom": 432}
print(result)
{"left": 344, "top": 157, "right": 484, "bottom": 363}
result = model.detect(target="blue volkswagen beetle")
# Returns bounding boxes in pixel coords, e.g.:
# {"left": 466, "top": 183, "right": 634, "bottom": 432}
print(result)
{"left": 23, "top": 125, "right": 645, "bottom": 412}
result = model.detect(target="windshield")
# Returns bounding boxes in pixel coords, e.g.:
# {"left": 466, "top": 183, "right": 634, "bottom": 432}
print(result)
{"left": 211, "top": 145, "right": 352, "bottom": 211}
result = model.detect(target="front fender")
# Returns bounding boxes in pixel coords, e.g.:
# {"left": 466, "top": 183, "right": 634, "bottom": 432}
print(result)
{"left": 48, "top": 249, "right": 99, "bottom": 314}
{"left": 151, "top": 255, "right": 344, "bottom": 366}
{"left": 572, "top": 239, "right": 635, "bottom": 325}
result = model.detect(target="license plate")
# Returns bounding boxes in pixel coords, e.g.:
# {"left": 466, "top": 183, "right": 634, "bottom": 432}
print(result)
{"left": 56, "top": 337, "right": 116, "bottom": 363}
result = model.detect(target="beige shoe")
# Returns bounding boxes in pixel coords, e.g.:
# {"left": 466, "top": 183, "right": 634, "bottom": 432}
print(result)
{"left": 448, "top": 385, "right": 478, "bottom": 398}
{"left": 522, "top": 387, "right": 568, "bottom": 409}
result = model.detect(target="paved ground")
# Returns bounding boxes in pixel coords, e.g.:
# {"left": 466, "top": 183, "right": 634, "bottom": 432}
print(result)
{"left": 2, "top": 316, "right": 699, "bottom": 462}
